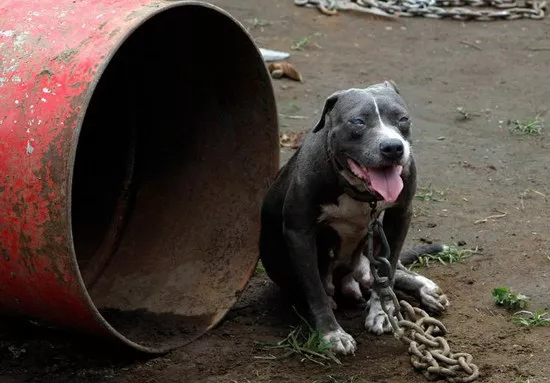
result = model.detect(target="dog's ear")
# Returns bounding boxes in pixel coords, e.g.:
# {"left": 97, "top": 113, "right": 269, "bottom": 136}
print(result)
{"left": 312, "top": 91, "right": 343, "bottom": 133}
{"left": 385, "top": 80, "right": 400, "bottom": 94}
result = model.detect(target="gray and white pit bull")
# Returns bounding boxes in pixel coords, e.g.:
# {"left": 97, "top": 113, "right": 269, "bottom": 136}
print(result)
{"left": 259, "top": 81, "right": 450, "bottom": 355}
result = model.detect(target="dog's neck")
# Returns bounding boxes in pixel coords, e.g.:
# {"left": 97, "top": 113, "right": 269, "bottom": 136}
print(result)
{"left": 341, "top": 184, "right": 379, "bottom": 203}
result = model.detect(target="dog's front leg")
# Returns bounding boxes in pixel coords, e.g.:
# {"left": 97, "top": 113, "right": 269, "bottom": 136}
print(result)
{"left": 283, "top": 215, "right": 356, "bottom": 355}
{"left": 364, "top": 206, "right": 410, "bottom": 334}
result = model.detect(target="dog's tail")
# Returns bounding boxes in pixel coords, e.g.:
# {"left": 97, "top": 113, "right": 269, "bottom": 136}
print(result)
{"left": 400, "top": 244, "right": 448, "bottom": 266}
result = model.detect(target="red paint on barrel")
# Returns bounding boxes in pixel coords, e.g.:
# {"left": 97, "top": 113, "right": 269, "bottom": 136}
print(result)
{"left": 0, "top": 0, "right": 157, "bottom": 333}
{"left": 0, "top": 0, "right": 278, "bottom": 352}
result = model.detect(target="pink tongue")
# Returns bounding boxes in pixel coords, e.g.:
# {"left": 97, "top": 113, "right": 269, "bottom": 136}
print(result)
{"left": 368, "top": 166, "right": 404, "bottom": 203}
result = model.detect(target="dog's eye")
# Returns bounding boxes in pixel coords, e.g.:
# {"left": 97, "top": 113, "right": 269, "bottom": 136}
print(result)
{"left": 349, "top": 118, "right": 365, "bottom": 125}
{"left": 398, "top": 116, "right": 410, "bottom": 129}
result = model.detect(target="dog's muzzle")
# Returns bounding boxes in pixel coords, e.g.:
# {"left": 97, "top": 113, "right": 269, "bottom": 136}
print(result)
{"left": 337, "top": 157, "right": 404, "bottom": 204}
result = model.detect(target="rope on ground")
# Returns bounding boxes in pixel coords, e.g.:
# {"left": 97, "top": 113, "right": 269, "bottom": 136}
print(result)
{"left": 294, "top": 0, "right": 547, "bottom": 20}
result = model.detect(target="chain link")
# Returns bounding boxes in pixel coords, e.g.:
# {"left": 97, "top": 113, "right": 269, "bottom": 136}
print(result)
{"left": 294, "top": 0, "right": 546, "bottom": 20}
{"left": 364, "top": 203, "right": 480, "bottom": 382}
{"left": 399, "top": 301, "right": 480, "bottom": 382}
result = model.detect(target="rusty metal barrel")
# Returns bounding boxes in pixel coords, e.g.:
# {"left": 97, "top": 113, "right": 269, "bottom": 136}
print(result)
{"left": 0, "top": 0, "right": 278, "bottom": 353}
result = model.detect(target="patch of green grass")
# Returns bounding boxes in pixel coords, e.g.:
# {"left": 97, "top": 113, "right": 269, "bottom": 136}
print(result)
{"left": 414, "top": 186, "right": 446, "bottom": 202}
{"left": 456, "top": 106, "right": 481, "bottom": 121}
{"left": 492, "top": 286, "right": 529, "bottom": 310}
{"left": 409, "top": 245, "right": 476, "bottom": 269}
{"left": 291, "top": 36, "right": 312, "bottom": 51}
{"left": 255, "top": 260, "right": 266, "bottom": 274}
{"left": 255, "top": 308, "right": 340, "bottom": 366}
{"left": 285, "top": 102, "right": 301, "bottom": 113}
{"left": 246, "top": 18, "right": 270, "bottom": 29}
{"left": 512, "top": 309, "right": 550, "bottom": 327}
{"left": 412, "top": 205, "right": 428, "bottom": 218}
{"left": 509, "top": 115, "right": 544, "bottom": 136}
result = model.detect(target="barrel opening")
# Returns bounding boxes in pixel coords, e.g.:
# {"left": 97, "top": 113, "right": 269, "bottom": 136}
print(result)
{"left": 70, "top": 4, "right": 277, "bottom": 351}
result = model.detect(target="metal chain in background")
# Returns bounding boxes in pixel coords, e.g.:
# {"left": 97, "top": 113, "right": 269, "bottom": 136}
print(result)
{"left": 294, "top": 0, "right": 546, "bottom": 20}
{"left": 364, "top": 211, "right": 480, "bottom": 382}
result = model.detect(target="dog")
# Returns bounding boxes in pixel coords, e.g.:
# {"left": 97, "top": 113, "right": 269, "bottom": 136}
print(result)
{"left": 259, "top": 81, "right": 449, "bottom": 355}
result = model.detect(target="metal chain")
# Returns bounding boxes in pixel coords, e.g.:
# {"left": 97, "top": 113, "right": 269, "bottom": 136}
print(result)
{"left": 399, "top": 301, "right": 480, "bottom": 382}
{"left": 294, "top": 0, "right": 547, "bottom": 20}
{"left": 364, "top": 203, "right": 480, "bottom": 382}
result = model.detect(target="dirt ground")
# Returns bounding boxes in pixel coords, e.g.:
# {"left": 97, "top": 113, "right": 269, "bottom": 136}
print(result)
{"left": 2, "top": 1, "right": 550, "bottom": 382}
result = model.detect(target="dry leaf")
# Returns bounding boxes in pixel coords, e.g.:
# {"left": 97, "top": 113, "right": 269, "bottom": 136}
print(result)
{"left": 280, "top": 132, "right": 306, "bottom": 149}
{"left": 268, "top": 62, "right": 303, "bottom": 82}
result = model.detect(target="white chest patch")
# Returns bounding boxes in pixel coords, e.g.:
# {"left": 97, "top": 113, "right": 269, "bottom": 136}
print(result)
{"left": 318, "top": 194, "right": 393, "bottom": 263}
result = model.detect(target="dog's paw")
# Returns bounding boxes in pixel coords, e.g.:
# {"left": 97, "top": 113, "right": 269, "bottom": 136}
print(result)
{"left": 416, "top": 275, "right": 450, "bottom": 315}
{"left": 364, "top": 292, "right": 395, "bottom": 335}
{"left": 322, "top": 328, "right": 356, "bottom": 355}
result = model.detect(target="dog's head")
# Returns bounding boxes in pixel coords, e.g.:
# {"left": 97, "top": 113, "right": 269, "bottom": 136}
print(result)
{"left": 313, "top": 81, "right": 412, "bottom": 203}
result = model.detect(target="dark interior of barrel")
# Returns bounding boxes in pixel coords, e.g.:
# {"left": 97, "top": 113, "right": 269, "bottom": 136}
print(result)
{"left": 70, "top": 4, "right": 278, "bottom": 351}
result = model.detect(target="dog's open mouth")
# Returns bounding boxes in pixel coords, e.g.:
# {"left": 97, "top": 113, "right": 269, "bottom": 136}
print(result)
{"left": 346, "top": 158, "right": 403, "bottom": 203}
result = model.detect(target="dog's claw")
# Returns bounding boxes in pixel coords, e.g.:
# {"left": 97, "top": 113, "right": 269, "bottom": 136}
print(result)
{"left": 322, "top": 328, "right": 356, "bottom": 355}
{"left": 417, "top": 277, "right": 450, "bottom": 315}
{"left": 364, "top": 292, "right": 394, "bottom": 335}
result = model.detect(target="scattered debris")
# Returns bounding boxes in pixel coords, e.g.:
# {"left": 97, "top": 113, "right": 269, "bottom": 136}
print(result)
{"left": 459, "top": 40, "right": 483, "bottom": 51}
{"left": 259, "top": 48, "right": 290, "bottom": 62}
{"left": 280, "top": 131, "right": 306, "bottom": 149}
{"left": 279, "top": 114, "right": 308, "bottom": 120}
{"left": 291, "top": 36, "right": 312, "bottom": 51}
{"left": 528, "top": 46, "right": 550, "bottom": 51}
{"left": 474, "top": 209, "right": 507, "bottom": 224}
{"left": 268, "top": 62, "right": 303, "bottom": 82}
{"left": 519, "top": 188, "right": 547, "bottom": 210}
{"left": 456, "top": 106, "right": 481, "bottom": 121}
{"left": 247, "top": 18, "right": 270, "bottom": 30}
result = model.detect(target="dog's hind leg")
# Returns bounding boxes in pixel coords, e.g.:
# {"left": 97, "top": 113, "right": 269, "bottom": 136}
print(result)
{"left": 364, "top": 262, "right": 449, "bottom": 333}
{"left": 393, "top": 264, "right": 449, "bottom": 315}
{"left": 259, "top": 203, "right": 301, "bottom": 295}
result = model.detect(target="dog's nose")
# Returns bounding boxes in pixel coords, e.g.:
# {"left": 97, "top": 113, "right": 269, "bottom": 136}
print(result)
{"left": 379, "top": 139, "right": 404, "bottom": 160}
